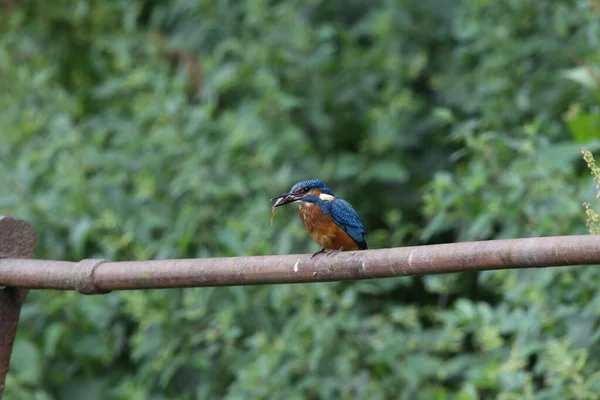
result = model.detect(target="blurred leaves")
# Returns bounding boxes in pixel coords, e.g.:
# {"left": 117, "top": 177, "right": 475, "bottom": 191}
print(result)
{"left": 1, "top": 0, "right": 600, "bottom": 399}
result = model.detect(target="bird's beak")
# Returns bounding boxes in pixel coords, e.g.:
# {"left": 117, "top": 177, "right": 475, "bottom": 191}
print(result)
{"left": 271, "top": 192, "right": 301, "bottom": 208}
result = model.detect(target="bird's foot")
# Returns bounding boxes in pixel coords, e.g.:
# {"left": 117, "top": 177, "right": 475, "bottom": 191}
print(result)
{"left": 312, "top": 247, "right": 344, "bottom": 258}
{"left": 311, "top": 248, "right": 327, "bottom": 258}
{"left": 325, "top": 247, "right": 344, "bottom": 256}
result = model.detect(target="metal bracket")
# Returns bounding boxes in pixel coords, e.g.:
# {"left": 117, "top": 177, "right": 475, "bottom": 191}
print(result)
{"left": 72, "top": 259, "right": 110, "bottom": 295}
{"left": 0, "top": 216, "right": 36, "bottom": 398}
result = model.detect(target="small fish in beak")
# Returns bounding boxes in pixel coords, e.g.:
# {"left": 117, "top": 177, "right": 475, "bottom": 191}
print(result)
{"left": 270, "top": 192, "right": 299, "bottom": 225}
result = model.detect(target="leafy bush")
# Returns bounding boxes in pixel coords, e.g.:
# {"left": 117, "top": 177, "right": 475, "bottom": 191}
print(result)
{"left": 1, "top": 1, "right": 599, "bottom": 399}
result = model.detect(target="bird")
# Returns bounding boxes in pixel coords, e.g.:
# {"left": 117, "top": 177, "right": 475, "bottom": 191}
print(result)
{"left": 271, "top": 179, "right": 367, "bottom": 256}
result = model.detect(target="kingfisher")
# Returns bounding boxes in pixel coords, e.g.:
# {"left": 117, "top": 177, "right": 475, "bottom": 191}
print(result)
{"left": 272, "top": 179, "right": 368, "bottom": 256}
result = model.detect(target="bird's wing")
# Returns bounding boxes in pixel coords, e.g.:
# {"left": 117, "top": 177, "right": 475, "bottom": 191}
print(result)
{"left": 330, "top": 199, "right": 367, "bottom": 248}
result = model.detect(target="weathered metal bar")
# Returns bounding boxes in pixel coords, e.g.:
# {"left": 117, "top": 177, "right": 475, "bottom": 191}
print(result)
{"left": 0, "top": 235, "right": 599, "bottom": 294}
{"left": 0, "top": 217, "right": 36, "bottom": 398}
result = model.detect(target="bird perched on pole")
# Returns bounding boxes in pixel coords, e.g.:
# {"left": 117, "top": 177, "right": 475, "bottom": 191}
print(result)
{"left": 271, "top": 179, "right": 367, "bottom": 256}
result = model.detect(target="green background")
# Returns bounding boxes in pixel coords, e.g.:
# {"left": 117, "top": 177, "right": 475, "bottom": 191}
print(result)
{"left": 2, "top": 0, "right": 600, "bottom": 399}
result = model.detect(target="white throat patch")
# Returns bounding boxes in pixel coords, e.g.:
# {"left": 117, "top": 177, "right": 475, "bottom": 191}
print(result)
{"left": 298, "top": 201, "right": 314, "bottom": 208}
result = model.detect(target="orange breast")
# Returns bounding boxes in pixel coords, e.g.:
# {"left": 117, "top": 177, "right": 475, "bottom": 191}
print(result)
{"left": 298, "top": 204, "right": 360, "bottom": 251}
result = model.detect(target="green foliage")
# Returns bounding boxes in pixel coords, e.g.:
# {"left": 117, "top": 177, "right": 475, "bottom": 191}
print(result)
{"left": 1, "top": 0, "right": 600, "bottom": 399}
{"left": 582, "top": 149, "right": 600, "bottom": 234}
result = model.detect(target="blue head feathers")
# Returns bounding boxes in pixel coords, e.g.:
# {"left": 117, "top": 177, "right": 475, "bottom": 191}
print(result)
{"left": 290, "top": 179, "right": 333, "bottom": 195}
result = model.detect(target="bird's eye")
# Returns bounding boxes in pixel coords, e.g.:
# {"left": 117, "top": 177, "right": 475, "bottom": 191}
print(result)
{"left": 303, "top": 187, "right": 310, "bottom": 193}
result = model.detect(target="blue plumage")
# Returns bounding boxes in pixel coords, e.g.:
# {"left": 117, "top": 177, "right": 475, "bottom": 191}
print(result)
{"left": 330, "top": 199, "right": 368, "bottom": 250}
{"left": 290, "top": 179, "right": 333, "bottom": 195}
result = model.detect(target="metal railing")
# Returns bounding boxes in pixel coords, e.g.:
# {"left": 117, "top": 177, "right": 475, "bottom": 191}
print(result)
{"left": 1, "top": 215, "right": 599, "bottom": 397}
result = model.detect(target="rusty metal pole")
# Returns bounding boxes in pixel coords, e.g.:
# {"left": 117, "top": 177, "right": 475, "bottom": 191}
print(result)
{"left": 1, "top": 235, "right": 600, "bottom": 291}
{"left": 0, "top": 216, "right": 36, "bottom": 398}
